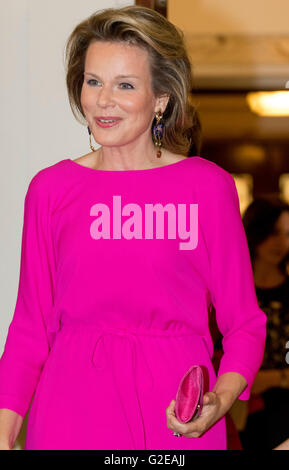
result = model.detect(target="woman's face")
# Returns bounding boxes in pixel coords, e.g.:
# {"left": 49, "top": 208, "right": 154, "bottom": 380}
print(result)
{"left": 256, "top": 211, "right": 289, "bottom": 265}
{"left": 80, "top": 41, "right": 167, "bottom": 149}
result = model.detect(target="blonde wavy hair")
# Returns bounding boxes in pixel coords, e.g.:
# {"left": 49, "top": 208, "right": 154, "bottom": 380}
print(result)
{"left": 64, "top": 5, "right": 200, "bottom": 156}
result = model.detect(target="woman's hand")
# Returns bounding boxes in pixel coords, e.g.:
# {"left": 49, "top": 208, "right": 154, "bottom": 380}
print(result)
{"left": 166, "top": 372, "right": 247, "bottom": 438}
{"left": 0, "top": 440, "right": 11, "bottom": 450}
{"left": 274, "top": 437, "right": 289, "bottom": 450}
{"left": 166, "top": 392, "right": 225, "bottom": 438}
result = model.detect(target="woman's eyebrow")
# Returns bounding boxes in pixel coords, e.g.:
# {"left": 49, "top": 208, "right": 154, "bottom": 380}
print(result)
{"left": 84, "top": 72, "right": 140, "bottom": 80}
{"left": 116, "top": 74, "right": 140, "bottom": 79}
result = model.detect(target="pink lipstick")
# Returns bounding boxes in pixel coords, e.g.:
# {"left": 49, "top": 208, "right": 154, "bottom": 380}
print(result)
{"left": 94, "top": 116, "right": 122, "bottom": 128}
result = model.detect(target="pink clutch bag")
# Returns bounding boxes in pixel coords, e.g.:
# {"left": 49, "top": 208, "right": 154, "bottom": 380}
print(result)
{"left": 174, "top": 365, "right": 204, "bottom": 423}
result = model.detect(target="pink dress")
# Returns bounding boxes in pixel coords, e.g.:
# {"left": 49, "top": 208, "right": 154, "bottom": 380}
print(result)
{"left": 0, "top": 156, "right": 266, "bottom": 450}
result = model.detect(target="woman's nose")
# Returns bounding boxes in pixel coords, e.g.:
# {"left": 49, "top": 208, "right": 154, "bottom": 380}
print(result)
{"left": 96, "top": 85, "right": 114, "bottom": 107}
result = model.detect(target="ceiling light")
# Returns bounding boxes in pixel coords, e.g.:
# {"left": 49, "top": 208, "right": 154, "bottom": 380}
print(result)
{"left": 246, "top": 91, "right": 289, "bottom": 116}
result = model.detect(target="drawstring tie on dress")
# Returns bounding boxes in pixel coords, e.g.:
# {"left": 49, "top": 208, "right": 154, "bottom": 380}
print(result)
{"left": 90, "top": 326, "right": 155, "bottom": 450}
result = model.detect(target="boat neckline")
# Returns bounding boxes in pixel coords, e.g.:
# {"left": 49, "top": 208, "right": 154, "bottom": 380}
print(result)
{"left": 66, "top": 156, "right": 194, "bottom": 174}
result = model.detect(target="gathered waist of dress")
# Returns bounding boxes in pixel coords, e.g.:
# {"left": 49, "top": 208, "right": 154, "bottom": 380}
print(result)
{"left": 58, "top": 320, "right": 201, "bottom": 338}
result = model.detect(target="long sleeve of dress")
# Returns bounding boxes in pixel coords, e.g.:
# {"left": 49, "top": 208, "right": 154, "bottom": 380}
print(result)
{"left": 201, "top": 165, "right": 267, "bottom": 401}
{"left": 0, "top": 173, "right": 56, "bottom": 418}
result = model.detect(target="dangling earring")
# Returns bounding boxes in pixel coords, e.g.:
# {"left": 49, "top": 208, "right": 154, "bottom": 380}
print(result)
{"left": 87, "top": 126, "right": 96, "bottom": 152}
{"left": 153, "top": 110, "right": 164, "bottom": 158}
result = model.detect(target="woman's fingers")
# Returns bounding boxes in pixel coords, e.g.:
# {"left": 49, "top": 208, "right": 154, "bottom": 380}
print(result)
{"left": 166, "top": 400, "right": 187, "bottom": 436}
{"left": 166, "top": 393, "right": 220, "bottom": 438}
{"left": 203, "top": 391, "right": 217, "bottom": 404}
{"left": 166, "top": 399, "right": 204, "bottom": 437}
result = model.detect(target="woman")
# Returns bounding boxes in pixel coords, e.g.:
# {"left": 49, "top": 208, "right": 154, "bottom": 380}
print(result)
{"left": 239, "top": 197, "right": 289, "bottom": 450}
{"left": 0, "top": 6, "right": 266, "bottom": 450}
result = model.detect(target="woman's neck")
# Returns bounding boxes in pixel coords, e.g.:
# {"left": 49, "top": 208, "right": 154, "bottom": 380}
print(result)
{"left": 97, "top": 138, "right": 164, "bottom": 171}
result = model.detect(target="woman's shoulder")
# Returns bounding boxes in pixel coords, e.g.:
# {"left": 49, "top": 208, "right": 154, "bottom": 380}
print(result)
{"left": 28, "top": 158, "right": 70, "bottom": 186}
{"left": 25, "top": 158, "right": 71, "bottom": 204}
{"left": 186, "top": 156, "right": 236, "bottom": 199}
{"left": 188, "top": 155, "right": 233, "bottom": 181}
{"left": 69, "top": 152, "right": 96, "bottom": 168}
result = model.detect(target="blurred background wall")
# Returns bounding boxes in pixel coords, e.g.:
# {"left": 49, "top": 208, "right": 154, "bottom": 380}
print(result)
{"left": 169, "top": 0, "right": 289, "bottom": 33}
{"left": 167, "top": 0, "right": 289, "bottom": 209}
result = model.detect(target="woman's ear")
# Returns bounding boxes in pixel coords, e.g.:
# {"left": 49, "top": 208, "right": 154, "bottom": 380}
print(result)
{"left": 155, "top": 94, "right": 170, "bottom": 114}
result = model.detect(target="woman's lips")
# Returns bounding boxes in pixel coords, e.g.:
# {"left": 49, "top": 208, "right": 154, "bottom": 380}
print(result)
{"left": 94, "top": 117, "right": 122, "bottom": 128}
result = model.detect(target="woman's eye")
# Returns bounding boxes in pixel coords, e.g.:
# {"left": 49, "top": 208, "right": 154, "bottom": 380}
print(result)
{"left": 85, "top": 80, "right": 134, "bottom": 89}
{"left": 87, "top": 79, "right": 101, "bottom": 86}
{"left": 119, "top": 83, "right": 134, "bottom": 89}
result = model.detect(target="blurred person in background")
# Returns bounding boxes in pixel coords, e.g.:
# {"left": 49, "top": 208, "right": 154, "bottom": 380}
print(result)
{"left": 239, "top": 197, "right": 289, "bottom": 450}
